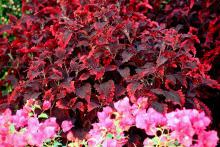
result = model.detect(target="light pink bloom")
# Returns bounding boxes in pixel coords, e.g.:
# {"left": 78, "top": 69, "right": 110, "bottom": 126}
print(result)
{"left": 103, "top": 139, "right": 117, "bottom": 147}
{"left": 61, "top": 120, "right": 73, "bottom": 133}
{"left": 97, "top": 106, "right": 113, "bottom": 122}
{"left": 12, "top": 109, "right": 28, "bottom": 128}
{"left": 135, "top": 108, "right": 166, "bottom": 135}
{"left": 193, "top": 131, "right": 219, "bottom": 147}
{"left": 114, "top": 97, "right": 131, "bottom": 113}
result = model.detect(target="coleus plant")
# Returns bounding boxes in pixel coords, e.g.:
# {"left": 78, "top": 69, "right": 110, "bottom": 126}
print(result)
{"left": 0, "top": 0, "right": 220, "bottom": 138}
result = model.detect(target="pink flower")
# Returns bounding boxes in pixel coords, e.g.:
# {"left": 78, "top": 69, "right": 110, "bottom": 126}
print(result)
{"left": 97, "top": 106, "right": 113, "bottom": 122}
{"left": 114, "top": 97, "right": 131, "bottom": 113}
{"left": 170, "top": 131, "right": 193, "bottom": 146}
{"left": 135, "top": 108, "right": 166, "bottom": 135}
{"left": 9, "top": 133, "right": 26, "bottom": 146}
{"left": 119, "top": 113, "right": 135, "bottom": 130}
{"left": 12, "top": 109, "right": 28, "bottom": 128}
{"left": 42, "top": 100, "right": 51, "bottom": 111}
{"left": 43, "top": 126, "right": 57, "bottom": 138}
{"left": 67, "top": 131, "right": 75, "bottom": 141}
{"left": 102, "top": 139, "right": 117, "bottom": 147}
{"left": 143, "top": 138, "right": 154, "bottom": 146}
{"left": 61, "top": 120, "right": 73, "bottom": 133}
{"left": 194, "top": 131, "right": 219, "bottom": 147}
{"left": 27, "top": 117, "right": 40, "bottom": 133}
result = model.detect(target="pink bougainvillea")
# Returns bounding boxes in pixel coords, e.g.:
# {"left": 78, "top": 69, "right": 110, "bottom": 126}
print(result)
{"left": 87, "top": 97, "right": 219, "bottom": 147}
{"left": 0, "top": 101, "right": 59, "bottom": 146}
{"left": 61, "top": 120, "right": 74, "bottom": 133}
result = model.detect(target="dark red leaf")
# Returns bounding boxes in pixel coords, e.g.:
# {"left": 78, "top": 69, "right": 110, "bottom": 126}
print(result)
{"left": 118, "top": 67, "right": 130, "bottom": 78}
{"left": 79, "top": 72, "right": 90, "bottom": 81}
{"left": 156, "top": 55, "right": 168, "bottom": 67}
{"left": 127, "top": 82, "right": 143, "bottom": 103}
{"left": 94, "top": 80, "right": 115, "bottom": 104}
{"left": 151, "top": 89, "right": 185, "bottom": 106}
{"left": 76, "top": 83, "right": 91, "bottom": 103}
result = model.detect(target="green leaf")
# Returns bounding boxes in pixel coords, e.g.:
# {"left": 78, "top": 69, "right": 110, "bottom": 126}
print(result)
{"left": 38, "top": 113, "right": 48, "bottom": 119}
{"left": 151, "top": 137, "right": 160, "bottom": 145}
{"left": 53, "top": 141, "right": 63, "bottom": 147}
{"left": 9, "top": 124, "right": 15, "bottom": 134}
{"left": 20, "top": 128, "right": 27, "bottom": 133}
{"left": 35, "top": 104, "right": 42, "bottom": 110}
{"left": 68, "top": 143, "right": 74, "bottom": 147}
{"left": 28, "top": 112, "right": 34, "bottom": 117}
{"left": 31, "top": 104, "right": 41, "bottom": 111}
{"left": 116, "top": 134, "right": 122, "bottom": 140}
{"left": 81, "top": 140, "right": 88, "bottom": 147}
{"left": 106, "top": 133, "right": 114, "bottom": 139}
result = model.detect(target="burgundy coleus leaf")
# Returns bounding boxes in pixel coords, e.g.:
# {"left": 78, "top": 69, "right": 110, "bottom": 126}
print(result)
{"left": 44, "top": 39, "right": 57, "bottom": 49}
{"left": 43, "top": 89, "right": 54, "bottom": 101}
{"left": 190, "top": 0, "right": 195, "bottom": 9}
{"left": 180, "top": 39, "right": 197, "bottom": 56}
{"left": 115, "top": 84, "right": 126, "bottom": 97}
{"left": 49, "top": 68, "right": 63, "bottom": 80}
{"left": 175, "top": 74, "right": 187, "bottom": 88}
{"left": 24, "top": 92, "right": 41, "bottom": 99}
{"left": 67, "top": 97, "right": 77, "bottom": 108}
{"left": 73, "top": 101, "right": 85, "bottom": 112}
{"left": 62, "top": 80, "right": 75, "bottom": 93}
{"left": 105, "top": 65, "right": 117, "bottom": 72}
{"left": 8, "top": 87, "right": 20, "bottom": 103}
{"left": 202, "top": 46, "right": 220, "bottom": 65}
{"left": 151, "top": 89, "right": 185, "bottom": 106}
{"left": 151, "top": 102, "right": 168, "bottom": 113}
{"left": 70, "top": 57, "right": 84, "bottom": 71}
{"left": 0, "top": 99, "right": 9, "bottom": 113}
{"left": 93, "top": 22, "right": 107, "bottom": 31}
{"left": 165, "top": 75, "right": 176, "bottom": 90}
{"left": 55, "top": 47, "right": 66, "bottom": 58}
{"left": 193, "top": 98, "right": 212, "bottom": 119}
{"left": 118, "top": 67, "right": 130, "bottom": 78}
{"left": 121, "top": 50, "right": 134, "bottom": 63}
{"left": 27, "top": 59, "right": 45, "bottom": 80}
{"left": 16, "top": 47, "right": 31, "bottom": 54}
{"left": 0, "top": 38, "right": 8, "bottom": 56}
{"left": 27, "top": 70, "right": 42, "bottom": 80}
{"left": 56, "top": 89, "right": 67, "bottom": 99}
{"left": 156, "top": 55, "right": 168, "bottom": 67}
{"left": 56, "top": 99, "right": 70, "bottom": 110}
{"left": 87, "top": 101, "right": 100, "bottom": 112}
{"left": 38, "top": 6, "right": 61, "bottom": 15}
{"left": 57, "top": 30, "right": 73, "bottom": 49}
{"left": 94, "top": 80, "right": 115, "bottom": 104}
{"left": 89, "top": 67, "right": 105, "bottom": 80}
{"left": 79, "top": 72, "right": 90, "bottom": 81}
{"left": 0, "top": 24, "right": 11, "bottom": 34}
{"left": 135, "top": 62, "right": 156, "bottom": 76}
{"left": 76, "top": 83, "right": 91, "bottom": 103}
{"left": 136, "top": 2, "right": 153, "bottom": 13}
{"left": 201, "top": 78, "right": 220, "bottom": 90}
{"left": 127, "top": 82, "right": 144, "bottom": 103}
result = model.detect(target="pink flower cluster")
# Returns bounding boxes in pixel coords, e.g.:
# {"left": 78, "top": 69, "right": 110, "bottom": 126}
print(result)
{"left": 166, "top": 109, "right": 219, "bottom": 147}
{"left": 87, "top": 97, "right": 219, "bottom": 147}
{"left": 0, "top": 101, "right": 59, "bottom": 146}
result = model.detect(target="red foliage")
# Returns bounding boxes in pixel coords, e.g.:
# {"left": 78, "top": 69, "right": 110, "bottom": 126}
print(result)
{"left": 0, "top": 0, "right": 219, "bottom": 138}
